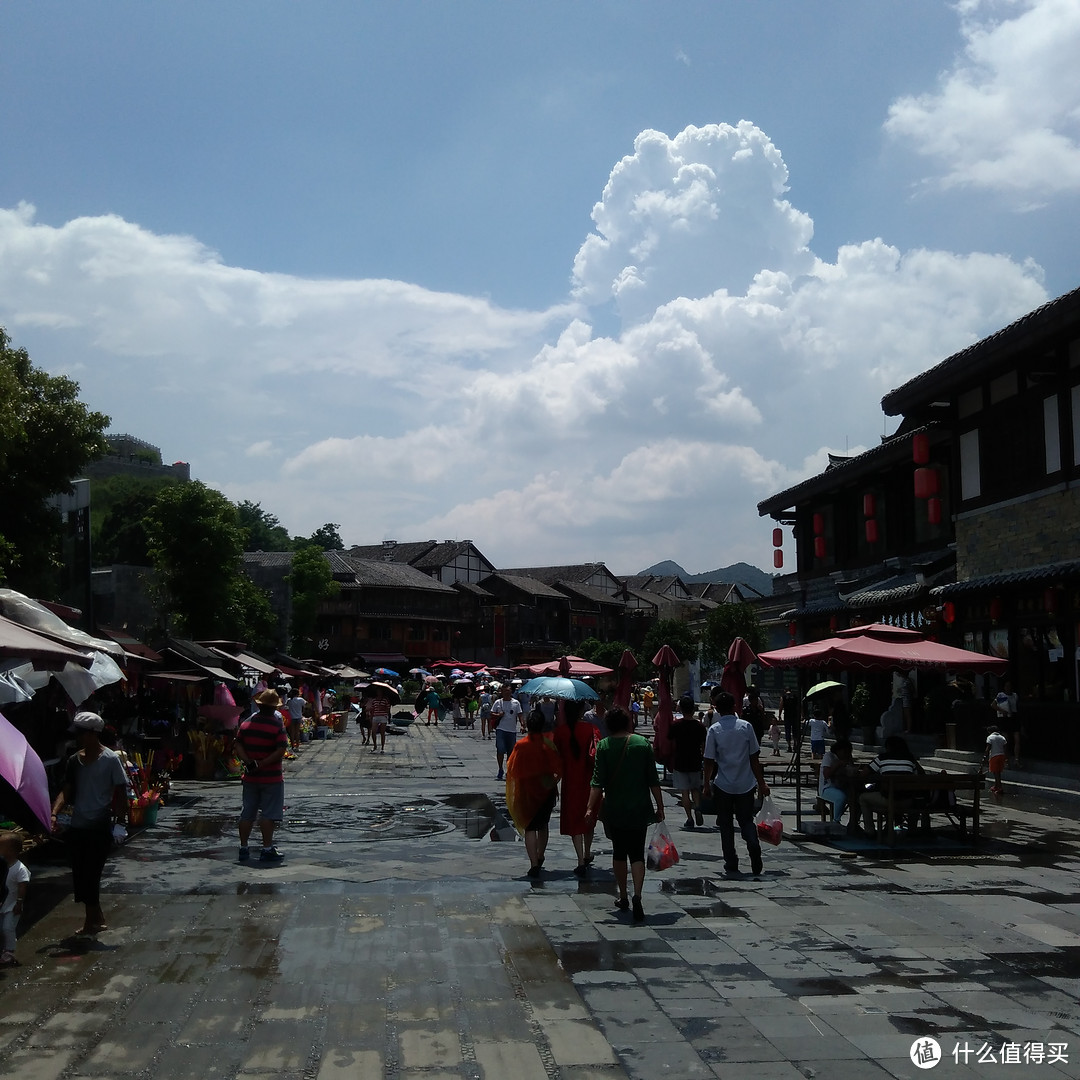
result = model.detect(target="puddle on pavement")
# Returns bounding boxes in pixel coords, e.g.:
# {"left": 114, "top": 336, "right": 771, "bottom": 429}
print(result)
{"left": 559, "top": 942, "right": 629, "bottom": 974}
{"left": 771, "top": 977, "right": 859, "bottom": 997}
{"left": 174, "top": 793, "right": 497, "bottom": 844}
{"left": 660, "top": 876, "right": 720, "bottom": 898}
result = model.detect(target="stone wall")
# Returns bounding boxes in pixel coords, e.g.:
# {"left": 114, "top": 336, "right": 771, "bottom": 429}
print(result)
{"left": 956, "top": 485, "right": 1080, "bottom": 579}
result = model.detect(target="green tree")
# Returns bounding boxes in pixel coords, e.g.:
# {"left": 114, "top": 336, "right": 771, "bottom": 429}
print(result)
{"left": 93, "top": 475, "right": 178, "bottom": 565}
{"left": 301, "top": 523, "right": 344, "bottom": 551}
{"left": 699, "top": 603, "right": 767, "bottom": 668}
{"left": 640, "top": 619, "right": 699, "bottom": 675}
{"left": 237, "top": 500, "right": 293, "bottom": 552}
{"left": 144, "top": 481, "right": 249, "bottom": 638}
{"left": 226, "top": 574, "right": 279, "bottom": 655}
{"left": 0, "top": 328, "right": 109, "bottom": 591}
{"left": 577, "top": 637, "right": 633, "bottom": 670}
{"left": 289, "top": 546, "right": 336, "bottom": 654}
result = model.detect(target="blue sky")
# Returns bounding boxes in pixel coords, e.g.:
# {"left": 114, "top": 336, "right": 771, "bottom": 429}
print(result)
{"left": 1, "top": 1, "right": 1078, "bottom": 574}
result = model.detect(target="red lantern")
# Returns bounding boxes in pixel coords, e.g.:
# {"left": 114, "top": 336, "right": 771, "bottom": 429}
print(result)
{"left": 1044, "top": 588, "right": 1057, "bottom": 615}
{"left": 863, "top": 493, "right": 876, "bottom": 518}
{"left": 788, "top": 620, "right": 797, "bottom": 644}
{"left": 829, "top": 615, "right": 838, "bottom": 632}
{"left": 989, "top": 597, "right": 1002, "bottom": 623}
{"left": 812, "top": 512, "right": 824, "bottom": 535}
{"left": 865, "top": 519, "right": 879, "bottom": 544}
{"left": 913, "top": 432, "right": 930, "bottom": 465}
{"left": 814, "top": 536, "right": 826, "bottom": 560}
{"left": 927, "top": 497, "right": 942, "bottom": 525}
{"left": 773, "top": 549, "right": 784, "bottom": 569}
{"left": 943, "top": 600, "right": 956, "bottom": 625}
{"left": 914, "top": 467, "right": 939, "bottom": 499}
{"left": 772, "top": 527, "right": 783, "bottom": 548}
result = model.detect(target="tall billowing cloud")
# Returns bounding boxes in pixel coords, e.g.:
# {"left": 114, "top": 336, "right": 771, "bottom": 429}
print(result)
{"left": 572, "top": 123, "right": 814, "bottom": 323}
{"left": 0, "top": 118, "right": 1048, "bottom": 573}
{"left": 885, "top": 0, "right": 1080, "bottom": 199}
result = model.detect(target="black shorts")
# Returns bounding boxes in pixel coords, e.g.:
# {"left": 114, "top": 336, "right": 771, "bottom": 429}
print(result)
{"left": 527, "top": 789, "right": 557, "bottom": 832}
{"left": 608, "top": 825, "right": 648, "bottom": 864}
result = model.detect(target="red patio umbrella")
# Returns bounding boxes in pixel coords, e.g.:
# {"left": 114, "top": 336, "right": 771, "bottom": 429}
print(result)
{"left": 758, "top": 623, "right": 1007, "bottom": 674}
{"left": 529, "top": 655, "right": 615, "bottom": 678}
{"left": 613, "top": 649, "right": 637, "bottom": 709}
{"left": 651, "top": 645, "right": 681, "bottom": 768}
{"left": 719, "top": 636, "right": 759, "bottom": 714}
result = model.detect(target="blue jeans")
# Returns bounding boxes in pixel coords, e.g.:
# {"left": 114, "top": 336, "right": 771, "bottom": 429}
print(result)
{"left": 820, "top": 784, "right": 848, "bottom": 822}
{"left": 714, "top": 787, "right": 762, "bottom": 873}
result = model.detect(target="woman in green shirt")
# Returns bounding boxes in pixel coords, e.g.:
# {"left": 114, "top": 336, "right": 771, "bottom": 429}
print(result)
{"left": 584, "top": 706, "right": 664, "bottom": 922}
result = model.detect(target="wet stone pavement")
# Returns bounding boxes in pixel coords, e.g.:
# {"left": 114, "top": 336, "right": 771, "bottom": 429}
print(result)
{"left": 3, "top": 719, "right": 1080, "bottom": 1080}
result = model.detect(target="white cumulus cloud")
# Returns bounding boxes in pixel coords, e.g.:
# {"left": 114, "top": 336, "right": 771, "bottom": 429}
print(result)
{"left": 0, "top": 119, "right": 1049, "bottom": 573}
{"left": 885, "top": 0, "right": 1080, "bottom": 199}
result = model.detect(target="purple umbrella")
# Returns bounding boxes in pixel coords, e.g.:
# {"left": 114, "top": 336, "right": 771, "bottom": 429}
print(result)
{"left": 0, "top": 709, "right": 52, "bottom": 832}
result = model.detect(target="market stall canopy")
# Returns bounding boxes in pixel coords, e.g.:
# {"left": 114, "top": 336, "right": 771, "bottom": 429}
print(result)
{"left": 0, "top": 614, "right": 94, "bottom": 669}
{"left": 206, "top": 646, "right": 278, "bottom": 676}
{"left": 96, "top": 625, "right": 163, "bottom": 664}
{"left": 525, "top": 656, "right": 614, "bottom": 678}
{"left": 0, "top": 590, "right": 123, "bottom": 662}
{"left": 330, "top": 664, "right": 372, "bottom": 680}
{"left": 758, "top": 623, "right": 1008, "bottom": 674}
{"left": 431, "top": 660, "right": 487, "bottom": 671}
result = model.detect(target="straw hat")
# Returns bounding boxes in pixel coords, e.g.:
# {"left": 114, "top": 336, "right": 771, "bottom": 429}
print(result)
{"left": 254, "top": 689, "right": 283, "bottom": 708}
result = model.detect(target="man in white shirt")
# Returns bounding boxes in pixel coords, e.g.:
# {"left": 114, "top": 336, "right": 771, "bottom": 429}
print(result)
{"left": 490, "top": 684, "right": 524, "bottom": 781}
{"left": 703, "top": 690, "right": 769, "bottom": 877}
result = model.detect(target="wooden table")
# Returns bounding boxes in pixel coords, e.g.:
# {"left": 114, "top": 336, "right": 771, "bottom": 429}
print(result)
{"left": 874, "top": 772, "right": 984, "bottom": 844}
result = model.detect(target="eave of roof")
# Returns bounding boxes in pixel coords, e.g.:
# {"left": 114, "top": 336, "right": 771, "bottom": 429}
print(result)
{"left": 882, "top": 285, "right": 1080, "bottom": 416}
{"left": 757, "top": 422, "right": 940, "bottom": 516}
{"left": 931, "top": 557, "right": 1080, "bottom": 596}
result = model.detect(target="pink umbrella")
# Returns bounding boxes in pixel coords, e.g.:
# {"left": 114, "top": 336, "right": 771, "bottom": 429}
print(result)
{"left": 530, "top": 656, "right": 615, "bottom": 678}
{"left": 613, "top": 649, "right": 637, "bottom": 709}
{"left": 759, "top": 623, "right": 1007, "bottom": 673}
{"left": 0, "top": 709, "right": 52, "bottom": 832}
{"left": 651, "top": 645, "right": 681, "bottom": 768}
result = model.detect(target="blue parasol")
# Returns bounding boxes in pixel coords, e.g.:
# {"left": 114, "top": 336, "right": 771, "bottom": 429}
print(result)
{"left": 518, "top": 676, "right": 598, "bottom": 701}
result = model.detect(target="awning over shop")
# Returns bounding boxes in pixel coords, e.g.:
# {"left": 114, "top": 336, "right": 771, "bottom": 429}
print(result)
{"left": 0, "top": 589, "right": 124, "bottom": 662}
{"left": 359, "top": 653, "right": 410, "bottom": 668}
{"left": 146, "top": 671, "right": 208, "bottom": 683}
{"left": 0, "top": 615, "right": 94, "bottom": 669}
{"left": 208, "top": 647, "right": 278, "bottom": 676}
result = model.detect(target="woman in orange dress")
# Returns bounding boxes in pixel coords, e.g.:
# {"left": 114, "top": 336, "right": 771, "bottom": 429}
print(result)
{"left": 505, "top": 709, "right": 562, "bottom": 877}
{"left": 552, "top": 699, "right": 597, "bottom": 876}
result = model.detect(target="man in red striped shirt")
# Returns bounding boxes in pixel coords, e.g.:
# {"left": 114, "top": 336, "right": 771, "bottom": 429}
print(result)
{"left": 235, "top": 689, "right": 289, "bottom": 862}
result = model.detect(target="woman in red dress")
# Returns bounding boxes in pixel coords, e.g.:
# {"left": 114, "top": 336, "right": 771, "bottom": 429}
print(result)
{"left": 553, "top": 699, "right": 598, "bottom": 876}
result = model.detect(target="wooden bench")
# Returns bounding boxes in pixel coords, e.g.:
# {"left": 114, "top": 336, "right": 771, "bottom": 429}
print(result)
{"left": 763, "top": 760, "right": 819, "bottom": 788}
{"left": 870, "top": 772, "right": 984, "bottom": 845}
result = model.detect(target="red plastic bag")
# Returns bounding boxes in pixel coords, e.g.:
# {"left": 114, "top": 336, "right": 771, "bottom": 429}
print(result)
{"left": 646, "top": 820, "right": 680, "bottom": 871}
{"left": 755, "top": 794, "right": 783, "bottom": 846}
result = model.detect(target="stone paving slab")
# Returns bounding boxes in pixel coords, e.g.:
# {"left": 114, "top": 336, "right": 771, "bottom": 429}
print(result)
{"left": 2, "top": 720, "right": 1080, "bottom": 1079}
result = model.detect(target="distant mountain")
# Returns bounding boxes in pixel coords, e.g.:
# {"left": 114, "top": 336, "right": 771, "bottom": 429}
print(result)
{"left": 638, "top": 559, "right": 774, "bottom": 597}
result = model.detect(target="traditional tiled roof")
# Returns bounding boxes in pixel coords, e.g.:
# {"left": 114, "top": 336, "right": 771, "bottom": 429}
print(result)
{"left": 554, "top": 581, "right": 627, "bottom": 607}
{"left": 335, "top": 557, "right": 457, "bottom": 592}
{"left": 758, "top": 423, "right": 941, "bottom": 516}
{"left": 882, "top": 285, "right": 1080, "bottom": 416}
{"left": 348, "top": 541, "right": 438, "bottom": 564}
{"left": 453, "top": 581, "right": 495, "bottom": 599}
{"left": 931, "top": 557, "right": 1080, "bottom": 596}
{"left": 500, "top": 563, "right": 614, "bottom": 587}
{"left": 482, "top": 573, "right": 568, "bottom": 600}
{"left": 243, "top": 551, "right": 295, "bottom": 568}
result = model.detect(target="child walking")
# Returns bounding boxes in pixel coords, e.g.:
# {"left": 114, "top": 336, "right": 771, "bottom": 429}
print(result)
{"left": 0, "top": 833, "right": 30, "bottom": 967}
{"left": 768, "top": 717, "right": 782, "bottom": 756}
{"left": 985, "top": 724, "right": 1008, "bottom": 798}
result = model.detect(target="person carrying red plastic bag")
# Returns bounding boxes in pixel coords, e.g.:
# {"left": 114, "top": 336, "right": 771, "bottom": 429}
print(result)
{"left": 646, "top": 820, "right": 680, "bottom": 871}
{"left": 755, "top": 794, "right": 783, "bottom": 846}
